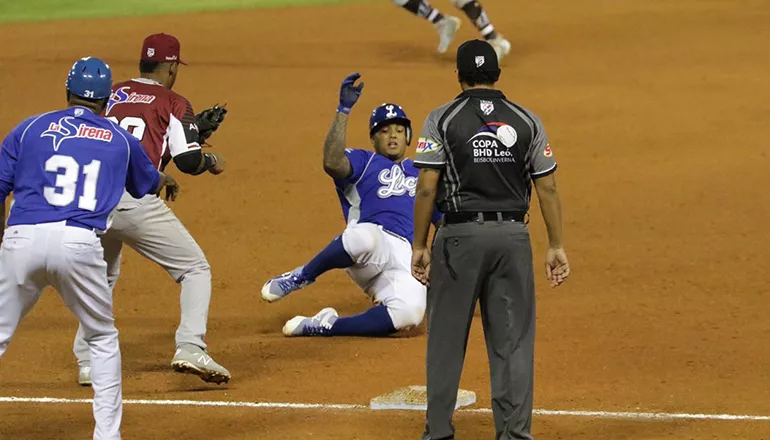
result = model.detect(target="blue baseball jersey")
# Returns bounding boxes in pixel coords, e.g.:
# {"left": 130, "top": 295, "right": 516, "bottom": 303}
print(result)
{"left": 0, "top": 106, "right": 161, "bottom": 232}
{"left": 335, "top": 149, "right": 439, "bottom": 243}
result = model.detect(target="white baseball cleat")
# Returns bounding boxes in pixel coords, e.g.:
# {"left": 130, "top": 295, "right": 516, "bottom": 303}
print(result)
{"left": 171, "top": 344, "right": 231, "bottom": 384}
{"left": 435, "top": 16, "right": 461, "bottom": 54}
{"left": 282, "top": 307, "right": 339, "bottom": 337}
{"left": 488, "top": 35, "right": 511, "bottom": 62}
{"left": 261, "top": 266, "right": 313, "bottom": 303}
{"left": 78, "top": 365, "right": 92, "bottom": 387}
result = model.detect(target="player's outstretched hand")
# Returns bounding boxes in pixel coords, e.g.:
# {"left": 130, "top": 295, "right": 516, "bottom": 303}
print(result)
{"left": 162, "top": 174, "right": 181, "bottom": 201}
{"left": 337, "top": 72, "right": 364, "bottom": 115}
{"left": 545, "top": 247, "right": 570, "bottom": 288}
{"left": 411, "top": 247, "right": 432, "bottom": 286}
{"left": 208, "top": 153, "right": 226, "bottom": 175}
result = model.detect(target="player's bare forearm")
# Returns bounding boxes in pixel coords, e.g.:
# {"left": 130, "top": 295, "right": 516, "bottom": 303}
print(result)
{"left": 322, "top": 112, "right": 352, "bottom": 180}
{"left": 413, "top": 169, "right": 440, "bottom": 249}
{"left": 534, "top": 173, "right": 564, "bottom": 248}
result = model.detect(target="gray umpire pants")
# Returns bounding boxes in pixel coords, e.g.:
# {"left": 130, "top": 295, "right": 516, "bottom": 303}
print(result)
{"left": 422, "top": 220, "right": 536, "bottom": 440}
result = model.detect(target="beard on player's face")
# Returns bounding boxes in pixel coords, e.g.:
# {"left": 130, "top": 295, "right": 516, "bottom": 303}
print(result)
{"left": 372, "top": 123, "right": 408, "bottom": 161}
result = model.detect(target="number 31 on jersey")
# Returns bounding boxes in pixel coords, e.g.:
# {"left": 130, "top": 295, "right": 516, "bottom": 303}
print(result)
{"left": 44, "top": 155, "right": 101, "bottom": 211}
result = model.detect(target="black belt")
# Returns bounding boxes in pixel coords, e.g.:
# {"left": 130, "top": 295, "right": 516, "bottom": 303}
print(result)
{"left": 443, "top": 211, "right": 527, "bottom": 225}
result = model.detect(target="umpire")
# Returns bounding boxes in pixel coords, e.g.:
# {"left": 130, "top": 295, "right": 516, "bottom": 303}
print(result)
{"left": 411, "top": 39, "right": 570, "bottom": 440}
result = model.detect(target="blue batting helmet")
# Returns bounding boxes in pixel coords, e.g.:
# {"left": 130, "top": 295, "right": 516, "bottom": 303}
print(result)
{"left": 369, "top": 103, "right": 412, "bottom": 145}
{"left": 65, "top": 57, "right": 112, "bottom": 100}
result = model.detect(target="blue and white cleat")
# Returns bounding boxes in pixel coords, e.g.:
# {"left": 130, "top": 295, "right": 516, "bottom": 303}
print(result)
{"left": 282, "top": 307, "right": 339, "bottom": 337}
{"left": 261, "top": 266, "right": 314, "bottom": 303}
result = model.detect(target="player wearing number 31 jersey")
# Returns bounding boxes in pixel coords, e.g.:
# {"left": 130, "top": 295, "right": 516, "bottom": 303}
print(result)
{"left": 0, "top": 57, "right": 173, "bottom": 440}
{"left": 71, "top": 33, "right": 230, "bottom": 386}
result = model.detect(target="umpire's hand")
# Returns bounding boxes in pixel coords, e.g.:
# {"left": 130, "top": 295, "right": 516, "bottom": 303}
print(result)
{"left": 412, "top": 247, "right": 431, "bottom": 286}
{"left": 545, "top": 247, "right": 570, "bottom": 288}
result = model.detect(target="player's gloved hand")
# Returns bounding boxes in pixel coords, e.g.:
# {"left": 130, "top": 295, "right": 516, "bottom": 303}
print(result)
{"left": 195, "top": 103, "right": 228, "bottom": 146}
{"left": 337, "top": 73, "right": 364, "bottom": 115}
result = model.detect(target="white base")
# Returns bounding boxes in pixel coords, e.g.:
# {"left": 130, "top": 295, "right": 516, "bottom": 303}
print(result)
{"left": 370, "top": 385, "right": 476, "bottom": 411}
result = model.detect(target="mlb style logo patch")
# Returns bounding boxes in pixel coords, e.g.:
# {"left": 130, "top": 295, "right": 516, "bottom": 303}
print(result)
{"left": 544, "top": 144, "right": 553, "bottom": 157}
{"left": 475, "top": 56, "right": 485, "bottom": 67}
{"left": 416, "top": 137, "right": 439, "bottom": 154}
{"left": 147, "top": 47, "right": 155, "bottom": 57}
{"left": 480, "top": 100, "right": 494, "bottom": 116}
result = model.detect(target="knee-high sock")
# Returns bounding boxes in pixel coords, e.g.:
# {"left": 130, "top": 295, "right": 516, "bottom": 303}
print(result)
{"left": 400, "top": 0, "right": 445, "bottom": 24}
{"left": 300, "top": 235, "right": 354, "bottom": 282}
{"left": 330, "top": 305, "right": 397, "bottom": 336}
{"left": 459, "top": 0, "right": 498, "bottom": 40}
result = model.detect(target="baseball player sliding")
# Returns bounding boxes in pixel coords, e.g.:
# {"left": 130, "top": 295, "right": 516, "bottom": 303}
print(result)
{"left": 72, "top": 33, "right": 230, "bottom": 386}
{"left": 262, "top": 73, "right": 439, "bottom": 337}
{"left": 0, "top": 57, "right": 177, "bottom": 440}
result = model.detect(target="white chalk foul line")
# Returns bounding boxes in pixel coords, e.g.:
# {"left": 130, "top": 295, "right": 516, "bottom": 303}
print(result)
{"left": 0, "top": 397, "right": 365, "bottom": 411}
{"left": 1, "top": 397, "right": 769, "bottom": 421}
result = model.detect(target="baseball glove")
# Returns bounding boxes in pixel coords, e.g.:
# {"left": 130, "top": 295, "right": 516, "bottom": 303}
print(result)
{"left": 195, "top": 103, "right": 228, "bottom": 146}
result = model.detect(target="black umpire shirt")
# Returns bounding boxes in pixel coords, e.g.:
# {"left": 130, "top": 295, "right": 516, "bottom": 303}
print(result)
{"left": 413, "top": 89, "right": 556, "bottom": 213}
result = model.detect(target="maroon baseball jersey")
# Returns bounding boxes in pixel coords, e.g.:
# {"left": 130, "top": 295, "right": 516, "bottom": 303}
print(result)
{"left": 104, "top": 78, "right": 200, "bottom": 170}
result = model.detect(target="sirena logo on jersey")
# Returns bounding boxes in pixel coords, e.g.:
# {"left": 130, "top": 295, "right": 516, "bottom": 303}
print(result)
{"left": 377, "top": 165, "right": 417, "bottom": 199}
{"left": 41, "top": 116, "right": 113, "bottom": 151}
{"left": 105, "top": 86, "right": 157, "bottom": 115}
{"left": 468, "top": 122, "right": 518, "bottom": 164}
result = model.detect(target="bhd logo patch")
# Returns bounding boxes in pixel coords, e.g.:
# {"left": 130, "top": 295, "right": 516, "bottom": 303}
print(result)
{"left": 468, "top": 123, "right": 518, "bottom": 164}
{"left": 475, "top": 56, "right": 485, "bottom": 67}
{"left": 41, "top": 116, "right": 113, "bottom": 151}
{"left": 416, "top": 137, "right": 439, "bottom": 154}
{"left": 147, "top": 48, "right": 155, "bottom": 57}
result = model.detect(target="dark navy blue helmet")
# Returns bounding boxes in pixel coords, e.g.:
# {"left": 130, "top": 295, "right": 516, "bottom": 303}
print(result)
{"left": 65, "top": 57, "right": 112, "bottom": 100}
{"left": 369, "top": 103, "right": 412, "bottom": 145}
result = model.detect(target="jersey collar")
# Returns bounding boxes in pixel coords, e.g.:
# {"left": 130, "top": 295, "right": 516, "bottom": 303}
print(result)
{"left": 456, "top": 88, "right": 506, "bottom": 99}
{"left": 131, "top": 77, "right": 163, "bottom": 86}
{"left": 70, "top": 105, "right": 95, "bottom": 114}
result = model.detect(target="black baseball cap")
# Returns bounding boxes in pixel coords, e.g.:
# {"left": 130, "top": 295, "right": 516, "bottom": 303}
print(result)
{"left": 456, "top": 39, "right": 500, "bottom": 75}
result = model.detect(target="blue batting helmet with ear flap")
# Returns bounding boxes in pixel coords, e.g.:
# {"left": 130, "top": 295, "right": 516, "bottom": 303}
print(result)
{"left": 369, "top": 103, "right": 412, "bottom": 145}
{"left": 65, "top": 57, "right": 112, "bottom": 100}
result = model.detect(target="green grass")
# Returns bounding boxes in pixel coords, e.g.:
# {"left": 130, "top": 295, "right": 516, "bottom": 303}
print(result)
{"left": 0, "top": 0, "right": 365, "bottom": 23}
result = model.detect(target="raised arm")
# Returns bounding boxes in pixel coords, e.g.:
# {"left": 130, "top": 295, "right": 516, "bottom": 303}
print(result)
{"left": 323, "top": 73, "right": 364, "bottom": 180}
{"left": 322, "top": 112, "right": 352, "bottom": 180}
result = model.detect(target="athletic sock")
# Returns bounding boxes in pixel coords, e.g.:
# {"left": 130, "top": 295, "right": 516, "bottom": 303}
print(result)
{"left": 460, "top": 1, "right": 498, "bottom": 40}
{"left": 300, "top": 235, "right": 354, "bottom": 281}
{"left": 400, "top": 0, "right": 445, "bottom": 24}
{"left": 330, "top": 305, "right": 398, "bottom": 336}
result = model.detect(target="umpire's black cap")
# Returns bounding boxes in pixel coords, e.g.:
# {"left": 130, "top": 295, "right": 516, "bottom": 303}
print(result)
{"left": 456, "top": 39, "right": 500, "bottom": 76}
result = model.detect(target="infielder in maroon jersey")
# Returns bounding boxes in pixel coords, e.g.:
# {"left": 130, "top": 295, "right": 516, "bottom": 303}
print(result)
{"left": 72, "top": 33, "right": 231, "bottom": 385}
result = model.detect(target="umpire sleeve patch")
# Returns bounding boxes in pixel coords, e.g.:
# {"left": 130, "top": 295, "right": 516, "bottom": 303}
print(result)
{"left": 416, "top": 137, "right": 440, "bottom": 154}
